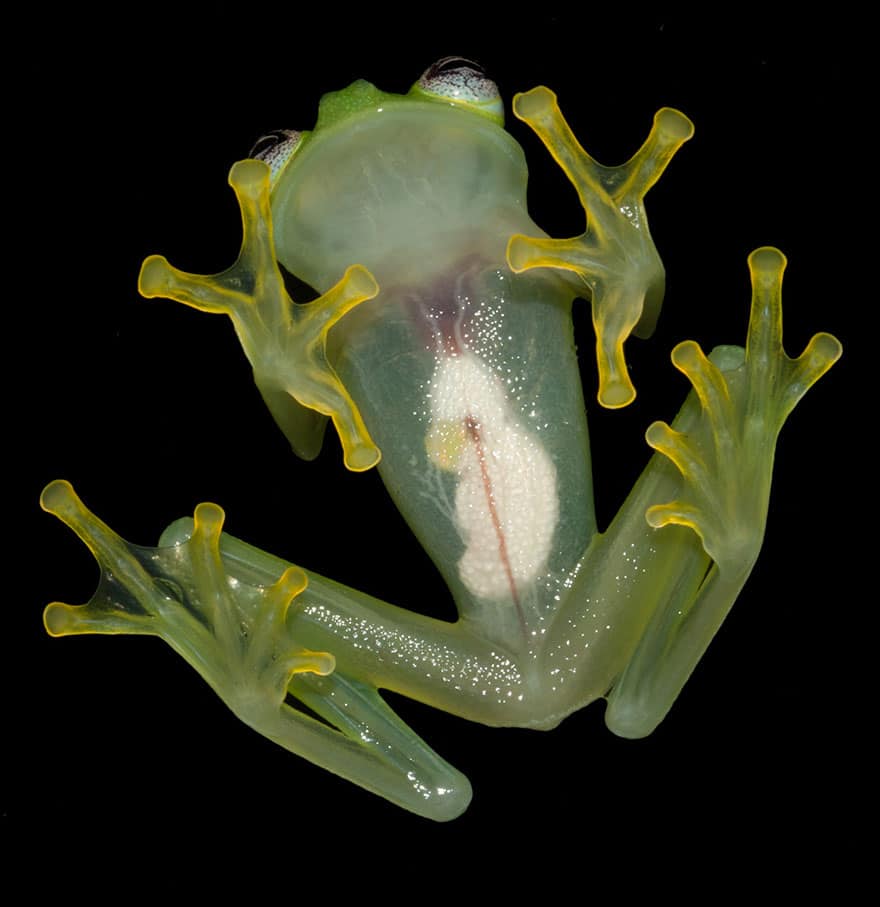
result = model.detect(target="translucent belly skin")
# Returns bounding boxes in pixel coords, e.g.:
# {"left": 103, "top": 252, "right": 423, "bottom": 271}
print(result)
{"left": 41, "top": 64, "right": 842, "bottom": 820}
{"left": 334, "top": 262, "right": 594, "bottom": 644}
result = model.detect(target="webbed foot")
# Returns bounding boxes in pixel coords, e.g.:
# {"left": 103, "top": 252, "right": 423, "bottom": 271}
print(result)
{"left": 645, "top": 247, "right": 842, "bottom": 573}
{"left": 604, "top": 249, "right": 841, "bottom": 737}
{"left": 41, "top": 479, "right": 334, "bottom": 715}
{"left": 41, "top": 480, "right": 471, "bottom": 820}
{"left": 138, "top": 159, "right": 381, "bottom": 471}
{"left": 506, "top": 88, "right": 694, "bottom": 407}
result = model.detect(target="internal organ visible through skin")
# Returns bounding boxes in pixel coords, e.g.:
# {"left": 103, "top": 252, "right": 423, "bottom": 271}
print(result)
{"left": 426, "top": 351, "right": 559, "bottom": 607}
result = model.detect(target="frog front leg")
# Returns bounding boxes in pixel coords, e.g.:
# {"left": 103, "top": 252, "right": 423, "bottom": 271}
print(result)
{"left": 507, "top": 86, "right": 695, "bottom": 408}
{"left": 139, "top": 159, "right": 381, "bottom": 472}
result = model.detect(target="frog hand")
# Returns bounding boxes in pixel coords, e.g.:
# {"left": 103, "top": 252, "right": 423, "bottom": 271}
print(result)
{"left": 506, "top": 87, "right": 694, "bottom": 407}
{"left": 644, "top": 247, "right": 842, "bottom": 574}
{"left": 604, "top": 248, "right": 841, "bottom": 737}
{"left": 138, "top": 159, "right": 380, "bottom": 471}
{"left": 41, "top": 481, "right": 471, "bottom": 820}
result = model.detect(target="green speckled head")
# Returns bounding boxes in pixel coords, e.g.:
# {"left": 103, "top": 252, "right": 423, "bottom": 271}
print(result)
{"left": 313, "top": 79, "right": 397, "bottom": 132}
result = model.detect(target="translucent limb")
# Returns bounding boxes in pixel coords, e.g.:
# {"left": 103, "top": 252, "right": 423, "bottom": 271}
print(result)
{"left": 41, "top": 480, "right": 471, "bottom": 820}
{"left": 138, "top": 159, "right": 381, "bottom": 472}
{"left": 605, "top": 248, "right": 842, "bottom": 735}
{"left": 506, "top": 88, "right": 694, "bottom": 407}
{"left": 644, "top": 248, "right": 841, "bottom": 569}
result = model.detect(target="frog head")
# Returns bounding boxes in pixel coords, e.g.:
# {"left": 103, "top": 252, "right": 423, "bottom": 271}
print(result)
{"left": 253, "top": 57, "right": 505, "bottom": 183}
{"left": 251, "top": 58, "right": 532, "bottom": 293}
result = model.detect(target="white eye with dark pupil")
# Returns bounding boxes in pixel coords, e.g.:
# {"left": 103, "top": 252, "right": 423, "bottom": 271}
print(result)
{"left": 251, "top": 128, "right": 302, "bottom": 160}
{"left": 250, "top": 129, "right": 303, "bottom": 183}
{"left": 424, "top": 55, "right": 487, "bottom": 79}
{"left": 418, "top": 56, "right": 501, "bottom": 111}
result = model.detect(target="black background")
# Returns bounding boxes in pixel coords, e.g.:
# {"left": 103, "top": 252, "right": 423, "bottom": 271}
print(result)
{"left": 17, "top": 9, "right": 857, "bottom": 857}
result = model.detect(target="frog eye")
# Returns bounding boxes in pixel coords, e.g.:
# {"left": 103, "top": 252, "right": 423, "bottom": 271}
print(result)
{"left": 250, "top": 129, "right": 304, "bottom": 184}
{"left": 414, "top": 56, "right": 503, "bottom": 125}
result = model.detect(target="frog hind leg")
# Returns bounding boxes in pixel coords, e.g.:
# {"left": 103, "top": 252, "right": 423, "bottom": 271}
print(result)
{"left": 604, "top": 248, "right": 841, "bottom": 737}
{"left": 40, "top": 480, "right": 471, "bottom": 820}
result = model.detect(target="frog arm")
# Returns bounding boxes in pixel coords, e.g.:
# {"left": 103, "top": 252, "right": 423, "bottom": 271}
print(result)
{"left": 138, "top": 159, "right": 380, "bottom": 472}
{"left": 546, "top": 248, "right": 841, "bottom": 736}
{"left": 507, "top": 88, "right": 695, "bottom": 408}
{"left": 40, "top": 479, "right": 471, "bottom": 821}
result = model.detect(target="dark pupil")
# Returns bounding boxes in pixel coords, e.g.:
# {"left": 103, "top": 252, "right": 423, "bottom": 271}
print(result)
{"left": 251, "top": 131, "right": 289, "bottom": 157}
{"left": 430, "top": 56, "right": 485, "bottom": 78}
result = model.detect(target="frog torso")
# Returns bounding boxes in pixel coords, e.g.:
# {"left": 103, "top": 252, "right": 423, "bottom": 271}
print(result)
{"left": 258, "top": 62, "right": 596, "bottom": 650}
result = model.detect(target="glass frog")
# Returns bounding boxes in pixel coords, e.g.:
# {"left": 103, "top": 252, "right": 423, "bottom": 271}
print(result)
{"left": 41, "top": 58, "right": 842, "bottom": 821}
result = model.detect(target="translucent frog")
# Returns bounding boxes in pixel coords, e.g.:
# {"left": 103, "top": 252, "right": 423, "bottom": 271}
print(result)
{"left": 41, "top": 58, "right": 842, "bottom": 820}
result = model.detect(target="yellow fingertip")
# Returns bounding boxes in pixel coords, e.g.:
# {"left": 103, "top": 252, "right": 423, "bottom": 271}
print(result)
{"left": 598, "top": 376, "right": 636, "bottom": 409}
{"left": 748, "top": 246, "right": 787, "bottom": 277}
{"left": 228, "top": 158, "right": 270, "bottom": 193}
{"left": 273, "top": 565, "right": 309, "bottom": 603}
{"left": 138, "top": 254, "right": 174, "bottom": 298}
{"left": 291, "top": 650, "right": 336, "bottom": 676}
{"left": 43, "top": 602, "right": 76, "bottom": 637}
{"left": 807, "top": 332, "right": 843, "bottom": 368}
{"left": 511, "top": 85, "right": 557, "bottom": 124}
{"left": 596, "top": 336, "right": 637, "bottom": 408}
{"left": 645, "top": 420, "right": 670, "bottom": 450}
{"left": 654, "top": 107, "right": 695, "bottom": 143}
{"left": 670, "top": 339, "right": 703, "bottom": 372}
{"left": 343, "top": 441, "right": 382, "bottom": 472}
{"left": 344, "top": 263, "right": 380, "bottom": 301}
{"left": 193, "top": 502, "right": 226, "bottom": 538}
{"left": 40, "top": 479, "right": 78, "bottom": 517}
{"left": 645, "top": 503, "right": 698, "bottom": 534}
